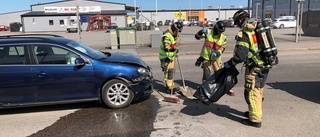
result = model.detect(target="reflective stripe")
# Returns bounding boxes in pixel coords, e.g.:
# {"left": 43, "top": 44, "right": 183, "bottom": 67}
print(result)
{"left": 249, "top": 91, "right": 257, "bottom": 112}
{"left": 200, "top": 29, "right": 226, "bottom": 60}
{"left": 243, "top": 30, "right": 264, "bottom": 66}
{"left": 204, "top": 40, "right": 222, "bottom": 50}
{"left": 236, "top": 41, "right": 249, "bottom": 48}
{"left": 159, "top": 32, "right": 177, "bottom": 60}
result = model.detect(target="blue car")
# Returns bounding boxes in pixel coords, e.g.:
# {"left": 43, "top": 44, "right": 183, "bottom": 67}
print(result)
{"left": 0, "top": 34, "right": 153, "bottom": 109}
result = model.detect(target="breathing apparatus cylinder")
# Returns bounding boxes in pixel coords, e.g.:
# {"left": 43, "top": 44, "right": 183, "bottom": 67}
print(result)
{"left": 255, "top": 20, "right": 278, "bottom": 66}
{"left": 262, "top": 21, "right": 278, "bottom": 57}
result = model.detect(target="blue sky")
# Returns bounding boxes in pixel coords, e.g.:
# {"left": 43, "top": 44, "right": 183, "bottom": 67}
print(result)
{"left": 0, "top": 0, "right": 249, "bottom": 14}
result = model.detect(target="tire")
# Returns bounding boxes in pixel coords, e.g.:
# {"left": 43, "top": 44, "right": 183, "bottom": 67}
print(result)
{"left": 280, "top": 24, "right": 284, "bottom": 29}
{"left": 101, "top": 79, "right": 133, "bottom": 109}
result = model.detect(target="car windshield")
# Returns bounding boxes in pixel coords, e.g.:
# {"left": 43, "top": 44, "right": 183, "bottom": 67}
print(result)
{"left": 65, "top": 40, "right": 107, "bottom": 59}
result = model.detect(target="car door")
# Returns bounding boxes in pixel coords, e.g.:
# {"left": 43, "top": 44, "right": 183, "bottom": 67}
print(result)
{"left": 0, "top": 44, "right": 37, "bottom": 105}
{"left": 30, "top": 44, "right": 97, "bottom": 102}
{"left": 289, "top": 19, "right": 296, "bottom": 27}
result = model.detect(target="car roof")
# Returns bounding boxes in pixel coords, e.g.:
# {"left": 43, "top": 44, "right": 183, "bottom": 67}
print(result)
{"left": 0, "top": 34, "right": 72, "bottom": 45}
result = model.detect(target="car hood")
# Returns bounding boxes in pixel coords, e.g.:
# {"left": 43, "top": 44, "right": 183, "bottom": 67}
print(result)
{"left": 102, "top": 52, "right": 148, "bottom": 68}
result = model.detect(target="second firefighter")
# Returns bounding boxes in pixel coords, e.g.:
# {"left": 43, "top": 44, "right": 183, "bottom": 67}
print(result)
{"left": 159, "top": 22, "right": 183, "bottom": 93}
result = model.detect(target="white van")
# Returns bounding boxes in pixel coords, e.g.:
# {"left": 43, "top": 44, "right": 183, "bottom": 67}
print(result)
{"left": 278, "top": 16, "right": 296, "bottom": 20}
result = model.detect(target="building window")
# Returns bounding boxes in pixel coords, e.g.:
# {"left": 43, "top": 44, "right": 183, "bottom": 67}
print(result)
{"left": 278, "top": 0, "right": 288, "bottom": 4}
{"left": 314, "top": 0, "right": 320, "bottom": 3}
{"left": 60, "top": 20, "right": 64, "bottom": 26}
{"left": 265, "top": 0, "right": 271, "bottom": 5}
{"left": 49, "top": 20, "right": 54, "bottom": 25}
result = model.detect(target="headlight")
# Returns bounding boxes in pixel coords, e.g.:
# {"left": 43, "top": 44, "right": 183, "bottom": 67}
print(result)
{"left": 137, "top": 67, "right": 149, "bottom": 77}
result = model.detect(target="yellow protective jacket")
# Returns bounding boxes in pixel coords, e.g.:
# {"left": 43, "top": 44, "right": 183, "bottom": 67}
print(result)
{"left": 197, "top": 29, "right": 227, "bottom": 60}
{"left": 159, "top": 32, "right": 177, "bottom": 60}
{"left": 229, "top": 22, "right": 266, "bottom": 68}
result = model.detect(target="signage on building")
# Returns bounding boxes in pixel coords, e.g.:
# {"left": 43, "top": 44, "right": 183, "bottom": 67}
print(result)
{"left": 265, "top": 5, "right": 273, "bottom": 11}
{"left": 44, "top": 6, "right": 101, "bottom": 13}
{"left": 174, "top": 12, "right": 185, "bottom": 19}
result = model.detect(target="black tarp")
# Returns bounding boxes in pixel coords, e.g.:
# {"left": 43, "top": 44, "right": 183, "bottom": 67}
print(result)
{"left": 193, "top": 66, "right": 239, "bottom": 105}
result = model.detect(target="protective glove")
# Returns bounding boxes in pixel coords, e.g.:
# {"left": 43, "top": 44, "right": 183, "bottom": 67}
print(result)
{"left": 223, "top": 61, "right": 231, "bottom": 69}
{"left": 201, "top": 28, "right": 207, "bottom": 34}
{"left": 211, "top": 51, "right": 221, "bottom": 58}
{"left": 195, "top": 56, "right": 204, "bottom": 67}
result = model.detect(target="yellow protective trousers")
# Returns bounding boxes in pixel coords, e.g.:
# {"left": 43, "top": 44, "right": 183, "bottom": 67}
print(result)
{"left": 244, "top": 66, "right": 269, "bottom": 123}
{"left": 162, "top": 59, "right": 175, "bottom": 90}
{"left": 202, "top": 59, "right": 222, "bottom": 83}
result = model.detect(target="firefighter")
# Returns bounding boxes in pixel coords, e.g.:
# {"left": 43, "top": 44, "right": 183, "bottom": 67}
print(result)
{"left": 194, "top": 21, "right": 235, "bottom": 96}
{"left": 223, "top": 10, "right": 272, "bottom": 128}
{"left": 159, "top": 22, "right": 183, "bottom": 93}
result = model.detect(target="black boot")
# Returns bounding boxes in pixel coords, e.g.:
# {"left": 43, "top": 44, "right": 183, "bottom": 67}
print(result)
{"left": 241, "top": 119, "right": 261, "bottom": 128}
{"left": 166, "top": 87, "right": 179, "bottom": 94}
{"left": 244, "top": 111, "right": 249, "bottom": 118}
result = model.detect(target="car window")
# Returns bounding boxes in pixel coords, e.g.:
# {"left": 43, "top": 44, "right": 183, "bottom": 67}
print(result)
{"left": 33, "top": 44, "right": 79, "bottom": 65}
{"left": 65, "top": 41, "right": 105, "bottom": 59}
{"left": 0, "top": 45, "right": 26, "bottom": 65}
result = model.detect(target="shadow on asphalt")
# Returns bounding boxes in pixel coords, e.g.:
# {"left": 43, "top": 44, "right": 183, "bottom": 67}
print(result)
{"left": 267, "top": 81, "right": 320, "bottom": 104}
{"left": 180, "top": 99, "right": 245, "bottom": 123}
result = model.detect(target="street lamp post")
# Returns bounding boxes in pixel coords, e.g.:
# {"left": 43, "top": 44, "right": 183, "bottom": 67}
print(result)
{"left": 156, "top": 0, "right": 158, "bottom": 28}
{"left": 134, "top": 0, "right": 136, "bottom": 23}
{"left": 218, "top": 5, "right": 221, "bottom": 20}
{"left": 295, "top": 0, "right": 304, "bottom": 43}
{"left": 256, "top": 3, "right": 258, "bottom": 19}
{"left": 299, "top": 1, "right": 304, "bottom": 41}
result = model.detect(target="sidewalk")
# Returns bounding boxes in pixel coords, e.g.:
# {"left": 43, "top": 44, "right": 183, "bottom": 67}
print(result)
{"left": 109, "top": 35, "right": 320, "bottom": 57}
{"left": 101, "top": 26, "right": 320, "bottom": 57}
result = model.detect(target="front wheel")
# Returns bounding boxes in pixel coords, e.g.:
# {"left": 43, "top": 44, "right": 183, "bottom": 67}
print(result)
{"left": 101, "top": 79, "right": 133, "bottom": 109}
{"left": 279, "top": 24, "right": 284, "bottom": 29}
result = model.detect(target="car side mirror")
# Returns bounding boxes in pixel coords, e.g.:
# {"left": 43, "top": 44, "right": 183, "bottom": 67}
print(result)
{"left": 75, "top": 58, "right": 85, "bottom": 67}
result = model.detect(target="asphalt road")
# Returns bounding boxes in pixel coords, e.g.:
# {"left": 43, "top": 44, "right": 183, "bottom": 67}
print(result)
{"left": 0, "top": 50, "right": 319, "bottom": 137}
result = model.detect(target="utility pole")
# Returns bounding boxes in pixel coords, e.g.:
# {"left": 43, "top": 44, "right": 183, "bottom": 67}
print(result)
{"left": 295, "top": 0, "right": 305, "bottom": 42}
{"left": 134, "top": 0, "right": 136, "bottom": 24}
{"left": 299, "top": 1, "right": 304, "bottom": 41}
{"left": 261, "top": 0, "right": 265, "bottom": 20}
{"left": 218, "top": 5, "right": 221, "bottom": 20}
{"left": 76, "top": 5, "right": 81, "bottom": 42}
{"left": 156, "top": 0, "right": 158, "bottom": 28}
{"left": 247, "top": 0, "right": 250, "bottom": 13}
{"left": 255, "top": 3, "right": 259, "bottom": 19}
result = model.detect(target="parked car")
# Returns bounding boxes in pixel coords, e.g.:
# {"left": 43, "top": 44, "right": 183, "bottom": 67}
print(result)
{"left": 164, "top": 20, "right": 171, "bottom": 26}
{"left": 135, "top": 23, "right": 147, "bottom": 31}
{"left": 278, "top": 16, "right": 295, "bottom": 20}
{"left": 183, "top": 21, "right": 190, "bottom": 26}
{"left": 223, "top": 19, "right": 235, "bottom": 27}
{"left": 0, "top": 25, "right": 9, "bottom": 31}
{"left": 270, "top": 18, "right": 296, "bottom": 29}
{"left": 207, "top": 20, "right": 216, "bottom": 27}
{"left": 106, "top": 23, "right": 118, "bottom": 32}
{"left": 157, "top": 21, "right": 163, "bottom": 26}
{"left": 0, "top": 34, "right": 153, "bottom": 109}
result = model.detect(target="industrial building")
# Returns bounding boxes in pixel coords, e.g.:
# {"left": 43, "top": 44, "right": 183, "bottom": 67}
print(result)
{"left": 251, "top": 0, "right": 320, "bottom": 19}
{"left": 0, "top": 0, "right": 136, "bottom": 32}
{"left": 0, "top": 0, "right": 248, "bottom": 33}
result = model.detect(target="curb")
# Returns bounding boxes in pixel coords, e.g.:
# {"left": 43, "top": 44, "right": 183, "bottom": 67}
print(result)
{"left": 137, "top": 48, "right": 320, "bottom": 57}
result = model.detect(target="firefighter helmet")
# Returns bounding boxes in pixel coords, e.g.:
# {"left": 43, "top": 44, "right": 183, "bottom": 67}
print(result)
{"left": 213, "top": 21, "right": 226, "bottom": 34}
{"left": 233, "top": 10, "right": 250, "bottom": 28}
{"left": 171, "top": 22, "right": 183, "bottom": 33}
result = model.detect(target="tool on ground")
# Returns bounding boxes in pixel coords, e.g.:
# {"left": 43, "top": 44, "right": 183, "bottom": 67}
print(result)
{"left": 176, "top": 55, "right": 195, "bottom": 99}
{"left": 156, "top": 89, "right": 180, "bottom": 103}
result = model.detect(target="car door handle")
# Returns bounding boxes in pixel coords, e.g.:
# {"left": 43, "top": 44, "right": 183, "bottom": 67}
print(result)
{"left": 37, "top": 71, "right": 46, "bottom": 77}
